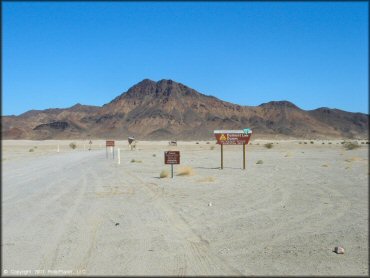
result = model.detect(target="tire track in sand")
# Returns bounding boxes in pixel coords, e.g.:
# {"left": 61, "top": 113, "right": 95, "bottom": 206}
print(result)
{"left": 123, "top": 169, "right": 244, "bottom": 276}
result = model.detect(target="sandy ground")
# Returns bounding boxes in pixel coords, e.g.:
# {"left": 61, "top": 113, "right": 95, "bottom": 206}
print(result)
{"left": 1, "top": 139, "right": 368, "bottom": 276}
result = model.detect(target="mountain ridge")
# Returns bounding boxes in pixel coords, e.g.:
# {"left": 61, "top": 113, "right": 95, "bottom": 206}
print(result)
{"left": 2, "top": 79, "right": 368, "bottom": 140}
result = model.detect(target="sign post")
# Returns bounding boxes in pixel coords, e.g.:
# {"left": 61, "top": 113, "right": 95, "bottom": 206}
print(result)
{"left": 221, "top": 144, "right": 223, "bottom": 169}
{"left": 214, "top": 129, "right": 252, "bottom": 170}
{"left": 164, "top": 151, "right": 180, "bottom": 178}
{"left": 106, "top": 140, "right": 115, "bottom": 159}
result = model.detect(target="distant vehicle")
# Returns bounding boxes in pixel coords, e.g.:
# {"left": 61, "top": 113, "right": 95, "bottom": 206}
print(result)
{"left": 169, "top": 139, "right": 177, "bottom": 146}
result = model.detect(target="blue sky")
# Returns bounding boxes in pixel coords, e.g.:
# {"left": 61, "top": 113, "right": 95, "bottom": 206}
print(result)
{"left": 3, "top": 2, "right": 368, "bottom": 115}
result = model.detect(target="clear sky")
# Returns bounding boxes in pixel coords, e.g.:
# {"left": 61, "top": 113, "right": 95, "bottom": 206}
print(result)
{"left": 3, "top": 1, "right": 368, "bottom": 116}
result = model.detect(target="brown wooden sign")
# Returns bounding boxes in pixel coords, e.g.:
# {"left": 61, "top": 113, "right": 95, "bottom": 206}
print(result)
{"left": 214, "top": 131, "right": 251, "bottom": 145}
{"left": 214, "top": 129, "right": 253, "bottom": 170}
{"left": 106, "top": 140, "right": 115, "bottom": 147}
{"left": 164, "top": 151, "right": 180, "bottom": 164}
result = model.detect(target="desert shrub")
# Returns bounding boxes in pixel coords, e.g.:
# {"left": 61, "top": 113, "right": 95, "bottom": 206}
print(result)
{"left": 366, "top": 142, "right": 369, "bottom": 144}
{"left": 321, "top": 164, "right": 328, "bottom": 167}
{"left": 131, "top": 159, "right": 142, "bottom": 163}
{"left": 322, "top": 142, "right": 325, "bottom": 144}
{"left": 34, "top": 146, "right": 38, "bottom": 149}
{"left": 341, "top": 141, "right": 345, "bottom": 144}
{"left": 344, "top": 142, "right": 360, "bottom": 150}
{"left": 264, "top": 143, "right": 273, "bottom": 149}
{"left": 196, "top": 142, "right": 199, "bottom": 144}
{"left": 69, "top": 142, "right": 77, "bottom": 149}
{"left": 328, "top": 142, "right": 332, "bottom": 144}
{"left": 304, "top": 142, "right": 307, "bottom": 144}
{"left": 29, "top": 148, "right": 34, "bottom": 152}
{"left": 298, "top": 142, "right": 302, "bottom": 144}
{"left": 159, "top": 170, "right": 169, "bottom": 178}
{"left": 361, "top": 142, "right": 364, "bottom": 144}
{"left": 198, "top": 176, "right": 215, "bottom": 182}
{"left": 152, "top": 154, "right": 156, "bottom": 157}
{"left": 206, "top": 142, "right": 210, "bottom": 144}
{"left": 210, "top": 146, "right": 215, "bottom": 150}
{"left": 256, "top": 160, "right": 263, "bottom": 164}
{"left": 177, "top": 166, "right": 194, "bottom": 176}
{"left": 310, "top": 141, "right": 314, "bottom": 144}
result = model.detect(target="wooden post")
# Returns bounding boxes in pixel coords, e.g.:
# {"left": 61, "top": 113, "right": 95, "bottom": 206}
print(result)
{"left": 221, "top": 144, "right": 223, "bottom": 169}
{"left": 171, "top": 164, "right": 174, "bottom": 178}
{"left": 243, "top": 143, "right": 246, "bottom": 170}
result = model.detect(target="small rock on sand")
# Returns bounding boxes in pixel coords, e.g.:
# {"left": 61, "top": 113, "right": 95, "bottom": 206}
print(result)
{"left": 334, "top": 246, "right": 344, "bottom": 254}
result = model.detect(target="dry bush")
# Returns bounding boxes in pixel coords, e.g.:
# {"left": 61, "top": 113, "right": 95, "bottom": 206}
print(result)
{"left": 197, "top": 176, "right": 215, "bottom": 183}
{"left": 152, "top": 154, "right": 156, "bottom": 157}
{"left": 304, "top": 142, "right": 307, "bottom": 144}
{"left": 298, "top": 142, "right": 302, "bottom": 144}
{"left": 328, "top": 142, "right": 332, "bottom": 144}
{"left": 322, "top": 142, "right": 325, "bottom": 144}
{"left": 206, "top": 142, "right": 210, "bottom": 144}
{"left": 34, "top": 146, "right": 38, "bottom": 149}
{"left": 177, "top": 166, "right": 194, "bottom": 176}
{"left": 321, "top": 164, "right": 328, "bottom": 167}
{"left": 344, "top": 142, "right": 360, "bottom": 150}
{"left": 196, "top": 142, "right": 199, "bottom": 144}
{"left": 210, "top": 146, "right": 215, "bottom": 150}
{"left": 131, "top": 159, "right": 142, "bottom": 163}
{"left": 29, "top": 148, "right": 34, "bottom": 152}
{"left": 310, "top": 141, "right": 314, "bottom": 144}
{"left": 345, "top": 157, "right": 361, "bottom": 162}
{"left": 264, "top": 143, "right": 273, "bottom": 149}
{"left": 256, "top": 160, "right": 263, "bottom": 164}
{"left": 159, "top": 170, "right": 169, "bottom": 178}
{"left": 69, "top": 142, "right": 77, "bottom": 149}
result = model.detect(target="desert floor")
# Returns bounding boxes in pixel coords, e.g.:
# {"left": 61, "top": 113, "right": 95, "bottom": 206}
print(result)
{"left": 2, "top": 139, "right": 368, "bottom": 276}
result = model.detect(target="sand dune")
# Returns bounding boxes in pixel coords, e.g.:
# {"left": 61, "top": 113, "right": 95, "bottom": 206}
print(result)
{"left": 2, "top": 140, "right": 368, "bottom": 275}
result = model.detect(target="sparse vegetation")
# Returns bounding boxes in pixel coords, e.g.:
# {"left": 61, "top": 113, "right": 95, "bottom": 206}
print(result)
{"left": 343, "top": 142, "right": 360, "bottom": 150}
{"left": 196, "top": 142, "right": 199, "bottom": 144}
{"left": 198, "top": 176, "right": 215, "bottom": 182}
{"left": 321, "top": 164, "right": 328, "bottom": 167}
{"left": 310, "top": 141, "right": 314, "bottom": 144}
{"left": 298, "top": 142, "right": 302, "bottom": 144}
{"left": 177, "top": 166, "right": 194, "bottom": 176}
{"left": 328, "top": 142, "right": 332, "bottom": 144}
{"left": 256, "top": 160, "right": 263, "bottom": 164}
{"left": 322, "top": 142, "right": 325, "bottom": 144}
{"left": 264, "top": 143, "right": 273, "bottom": 149}
{"left": 69, "top": 142, "right": 77, "bottom": 149}
{"left": 210, "top": 146, "right": 215, "bottom": 150}
{"left": 131, "top": 159, "right": 142, "bottom": 163}
{"left": 159, "top": 170, "right": 169, "bottom": 178}
{"left": 206, "top": 142, "right": 210, "bottom": 144}
{"left": 152, "top": 154, "right": 156, "bottom": 157}
{"left": 304, "top": 142, "right": 307, "bottom": 144}
{"left": 29, "top": 148, "right": 34, "bottom": 152}
{"left": 34, "top": 146, "right": 38, "bottom": 149}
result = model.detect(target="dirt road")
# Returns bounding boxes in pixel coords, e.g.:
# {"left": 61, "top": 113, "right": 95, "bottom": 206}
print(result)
{"left": 2, "top": 140, "right": 368, "bottom": 275}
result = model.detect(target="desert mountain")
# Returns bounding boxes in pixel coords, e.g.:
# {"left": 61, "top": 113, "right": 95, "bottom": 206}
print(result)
{"left": 2, "top": 79, "right": 368, "bottom": 140}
